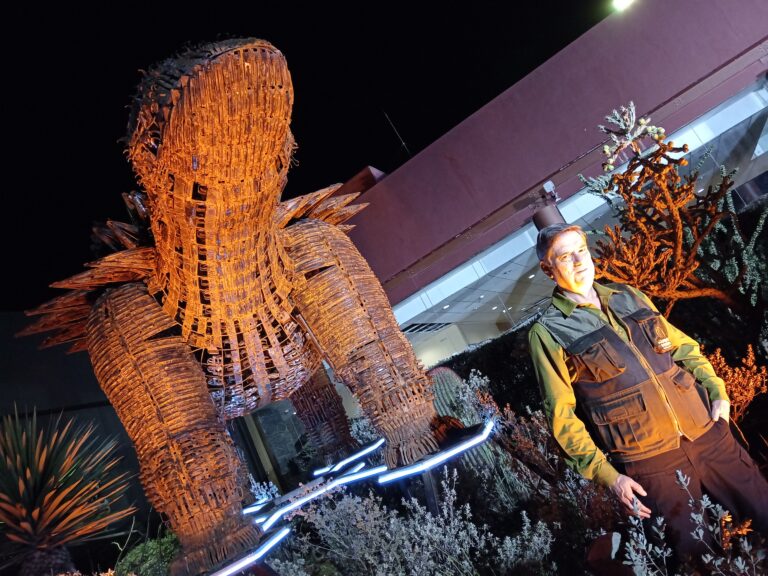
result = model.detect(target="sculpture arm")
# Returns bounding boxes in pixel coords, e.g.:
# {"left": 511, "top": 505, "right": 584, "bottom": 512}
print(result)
{"left": 282, "top": 219, "right": 444, "bottom": 468}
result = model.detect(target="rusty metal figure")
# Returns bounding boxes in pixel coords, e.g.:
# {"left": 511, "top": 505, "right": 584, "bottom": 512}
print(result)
{"left": 20, "top": 38, "right": 451, "bottom": 574}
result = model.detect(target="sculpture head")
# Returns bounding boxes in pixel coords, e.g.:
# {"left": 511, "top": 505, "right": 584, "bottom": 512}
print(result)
{"left": 126, "top": 37, "right": 295, "bottom": 198}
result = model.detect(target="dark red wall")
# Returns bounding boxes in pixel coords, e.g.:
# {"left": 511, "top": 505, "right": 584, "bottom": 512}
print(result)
{"left": 348, "top": 0, "right": 768, "bottom": 305}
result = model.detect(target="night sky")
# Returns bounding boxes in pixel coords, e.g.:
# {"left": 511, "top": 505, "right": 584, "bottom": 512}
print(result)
{"left": 5, "top": 2, "right": 611, "bottom": 311}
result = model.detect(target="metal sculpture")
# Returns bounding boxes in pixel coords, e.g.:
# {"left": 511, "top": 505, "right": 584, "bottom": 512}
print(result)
{"left": 20, "top": 38, "right": 451, "bottom": 574}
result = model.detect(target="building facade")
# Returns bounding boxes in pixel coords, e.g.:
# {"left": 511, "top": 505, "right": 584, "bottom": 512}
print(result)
{"left": 345, "top": 0, "right": 768, "bottom": 366}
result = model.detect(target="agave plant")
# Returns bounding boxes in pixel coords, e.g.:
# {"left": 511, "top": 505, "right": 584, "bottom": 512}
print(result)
{"left": 0, "top": 408, "right": 135, "bottom": 576}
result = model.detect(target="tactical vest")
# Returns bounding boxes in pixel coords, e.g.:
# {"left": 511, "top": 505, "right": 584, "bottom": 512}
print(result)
{"left": 537, "top": 284, "right": 713, "bottom": 463}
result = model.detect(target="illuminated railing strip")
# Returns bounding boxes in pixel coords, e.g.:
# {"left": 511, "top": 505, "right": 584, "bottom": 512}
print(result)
{"left": 313, "top": 465, "right": 333, "bottom": 476}
{"left": 243, "top": 497, "right": 274, "bottom": 515}
{"left": 377, "top": 420, "right": 494, "bottom": 484}
{"left": 208, "top": 527, "right": 291, "bottom": 576}
{"left": 254, "top": 421, "right": 494, "bottom": 531}
{"left": 260, "top": 465, "right": 389, "bottom": 530}
{"left": 313, "top": 438, "right": 386, "bottom": 476}
{"left": 331, "top": 438, "right": 385, "bottom": 472}
{"left": 344, "top": 461, "right": 367, "bottom": 475}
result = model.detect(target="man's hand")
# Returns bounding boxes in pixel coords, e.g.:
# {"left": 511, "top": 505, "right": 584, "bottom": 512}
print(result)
{"left": 610, "top": 474, "right": 651, "bottom": 519}
{"left": 711, "top": 399, "right": 730, "bottom": 422}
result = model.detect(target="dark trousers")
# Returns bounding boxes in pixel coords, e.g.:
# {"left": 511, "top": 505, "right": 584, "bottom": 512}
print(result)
{"left": 622, "top": 420, "right": 768, "bottom": 563}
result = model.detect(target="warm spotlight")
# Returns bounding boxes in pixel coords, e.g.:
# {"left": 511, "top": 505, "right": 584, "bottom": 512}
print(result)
{"left": 613, "top": 0, "right": 635, "bottom": 10}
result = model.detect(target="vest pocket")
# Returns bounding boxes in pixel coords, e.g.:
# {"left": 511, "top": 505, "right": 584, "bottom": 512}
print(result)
{"left": 570, "top": 332, "right": 626, "bottom": 382}
{"left": 670, "top": 369, "right": 712, "bottom": 428}
{"left": 588, "top": 387, "right": 653, "bottom": 454}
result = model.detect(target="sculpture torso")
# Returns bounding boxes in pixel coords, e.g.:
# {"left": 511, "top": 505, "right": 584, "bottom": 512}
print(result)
{"left": 129, "top": 40, "right": 320, "bottom": 416}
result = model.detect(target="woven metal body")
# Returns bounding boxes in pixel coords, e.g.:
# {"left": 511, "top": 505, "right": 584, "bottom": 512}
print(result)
{"left": 87, "top": 283, "right": 260, "bottom": 574}
{"left": 23, "top": 38, "right": 446, "bottom": 574}
{"left": 283, "top": 219, "right": 439, "bottom": 464}
{"left": 290, "top": 366, "right": 356, "bottom": 464}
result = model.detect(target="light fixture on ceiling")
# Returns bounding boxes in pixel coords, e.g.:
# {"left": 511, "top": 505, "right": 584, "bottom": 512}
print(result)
{"left": 442, "top": 304, "right": 450, "bottom": 310}
{"left": 492, "top": 306, "right": 498, "bottom": 310}
{"left": 479, "top": 294, "right": 485, "bottom": 299}
{"left": 528, "top": 274, "right": 535, "bottom": 279}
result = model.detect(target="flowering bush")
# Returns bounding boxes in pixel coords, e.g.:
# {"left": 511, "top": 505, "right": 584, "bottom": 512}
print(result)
{"left": 622, "top": 471, "right": 767, "bottom": 575}
{"left": 270, "top": 467, "right": 555, "bottom": 575}
{"left": 707, "top": 345, "right": 768, "bottom": 423}
{"left": 249, "top": 474, "right": 281, "bottom": 503}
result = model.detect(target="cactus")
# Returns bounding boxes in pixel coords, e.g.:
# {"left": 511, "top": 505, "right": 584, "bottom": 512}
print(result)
{"left": 428, "top": 367, "right": 497, "bottom": 472}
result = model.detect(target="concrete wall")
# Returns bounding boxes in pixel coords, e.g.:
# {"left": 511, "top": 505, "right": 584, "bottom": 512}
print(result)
{"left": 457, "top": 322, "right": 504, "bottom": 348}
{"left": 412, "top": 324, "right": 469, "bottom": 369}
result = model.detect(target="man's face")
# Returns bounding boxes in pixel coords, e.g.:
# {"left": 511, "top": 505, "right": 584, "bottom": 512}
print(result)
{"left": 540, "top": 230, "right": 595, "bottom": 295}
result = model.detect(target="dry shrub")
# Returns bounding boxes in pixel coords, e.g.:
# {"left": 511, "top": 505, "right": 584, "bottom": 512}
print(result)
{"left": 707, "top": 344, "right": 768, "bottom": 423}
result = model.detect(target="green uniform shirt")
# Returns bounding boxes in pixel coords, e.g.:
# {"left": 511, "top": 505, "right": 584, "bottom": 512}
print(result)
{"left": 528, "top": 282, "right": 729, "bottom": 487}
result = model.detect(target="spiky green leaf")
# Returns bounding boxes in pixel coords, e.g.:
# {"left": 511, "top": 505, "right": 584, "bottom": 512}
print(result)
{"left": 0, "top": 406, "right": 135, "bottom": 551}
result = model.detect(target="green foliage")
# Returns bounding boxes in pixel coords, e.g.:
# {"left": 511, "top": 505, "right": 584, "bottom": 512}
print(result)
{"left": 438, "top": 327, "right": 542, "bottom": 414}
{"left": 289, "top": 433, "right": 322, "bottom": 475}
{"left": 430, "top": 367, "right": 494, "bottom": 425}
{"left": 623, "top": 513, "right": 674, "bottom": 575}
{"left": 349, "top": 414, "right": 380, "bottom": 447}
{"left": 248, "top": 474, "right": 280, "bottom": 504}
{"left": 114, "top": 532, "right": 180, "bottom": 576}
{"left": 578, "top": 101, "right": 665, "bottom": 206}
{"left": 428, "top": 367, "right": 528, "bottom": 515}
{"left": 430, "top": 366, "right": 469, "bottom": 421}
{"left": 695, "top": 189, "right": 767, "bottom": 308}
{"left": 0, "top": 407, "right": 135, "bottom": 571}
{"left": 492, "top": 406, "right": 623, "bottom": 569}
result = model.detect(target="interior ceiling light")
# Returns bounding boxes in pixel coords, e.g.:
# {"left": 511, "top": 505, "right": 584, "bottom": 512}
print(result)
{"left": 492, "top": 306, "right": 498, "bottom": 310}
{"left": 528, "top": 274, "right": 535, "bottom": 279}
{"left": 442, "top": 304, "right": 450, "bottom": 309}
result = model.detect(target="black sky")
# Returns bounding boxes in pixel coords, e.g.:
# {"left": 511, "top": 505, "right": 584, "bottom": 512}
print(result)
{"left": 5, "top": 2, "right": 611, "bottom": 311}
